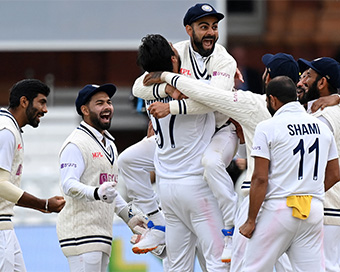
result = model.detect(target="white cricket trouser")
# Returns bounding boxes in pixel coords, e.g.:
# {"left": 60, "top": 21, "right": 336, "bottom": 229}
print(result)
{"left": 159, "top": 175, "right": 228, "bottom": 272}
{"left": 202, "top": 124, "right": 238, "bottom": 229}
{"left": 324, "top": 224, "right": 340, "bottom": 272}
{"left": 67, "top": 251, "right": 109, "bottom": 272}
{"left": 243, "top": 198, "right": 324, "bottom": 272}
{"left": 0, "top": 229, "right": 26, "bottom": 272}
{"left": 232, "top": 196, "right": 294, "bottom": 272}
{"left": 117, "top": 136, "right": 158, "bottom": 214}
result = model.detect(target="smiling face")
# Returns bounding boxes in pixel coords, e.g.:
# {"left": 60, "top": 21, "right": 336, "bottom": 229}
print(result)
{"left": 82, "top": 91, "right": 114, "bottom": 133}
{"left": 26, "top": 93, "right": 48, "bottom": 128}
{"left": 186, "top": 16, "right": 219, "bottom": 57}
{"left": 298, "top": 68, "right": 321, "bottom": 104}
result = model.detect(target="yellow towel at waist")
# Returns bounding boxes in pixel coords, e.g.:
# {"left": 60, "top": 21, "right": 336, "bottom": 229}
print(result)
{"left": 286, "top": 195, "right": 313, "bottom": 220}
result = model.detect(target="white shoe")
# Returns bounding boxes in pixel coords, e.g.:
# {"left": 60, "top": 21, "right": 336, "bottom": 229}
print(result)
{"left": 221, "top": 228, "right": 234, "bottom": 263}
{"left": 132, "top": 221, "right": 165, "bottom": 254}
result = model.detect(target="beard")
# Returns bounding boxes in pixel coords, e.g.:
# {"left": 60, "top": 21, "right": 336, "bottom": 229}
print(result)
{"left": 298, "top": 80, "right": 320, "bottom": 105}
{"left": 267, "top": 97, "right": 277, "bottom": 116}
{"left": 192, "top": 29, "right": 218, "bottom": 57}
{"left": 89, "top": 110, "right": 111, "bottom": 131}
{"left": 26, "top": 103, "right": 41, "bottom": 128}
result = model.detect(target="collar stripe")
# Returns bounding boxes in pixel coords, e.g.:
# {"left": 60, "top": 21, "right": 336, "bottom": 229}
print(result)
{"left": 77, "top": 124, "right": 115, "bottom": 165}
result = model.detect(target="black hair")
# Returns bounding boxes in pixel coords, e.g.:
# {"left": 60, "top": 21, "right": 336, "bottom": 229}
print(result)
{"left": 9, "top": 79, "right": 50, "bottom": 109}
{"left": 137, "top": 34, "right": 175, "bottom": 72}
{"left": 266, "top": 76, "right": 297, "bottom": 104}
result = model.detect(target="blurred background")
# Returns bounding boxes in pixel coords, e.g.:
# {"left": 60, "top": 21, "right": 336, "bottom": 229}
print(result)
{"left": 1, "top": 0, "right": 339, "bottom": 271}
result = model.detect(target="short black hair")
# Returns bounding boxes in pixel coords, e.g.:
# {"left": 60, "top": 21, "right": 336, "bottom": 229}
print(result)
{"left": 266, "top": 76, "right": 297, "bottom": 104}
{"left": 137, "top": 34, "right": 175, "bottom": 72}
{"left": 9, "top": 79, "right": 50, "bottom": 109}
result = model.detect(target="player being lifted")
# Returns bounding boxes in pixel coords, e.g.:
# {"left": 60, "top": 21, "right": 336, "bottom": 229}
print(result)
{"left": 133, "top": 33, "right": 229, "bottom": 271}
{"left": 120, "top": 3, "right": 238, "bottom": 264}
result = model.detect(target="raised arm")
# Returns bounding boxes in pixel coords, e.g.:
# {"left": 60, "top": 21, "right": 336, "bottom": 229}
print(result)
{"left": 144, "top": 72, "right": 265, "bottom": 123}
{"left": 132, "top": 72, "right": 168, "bottom": 100}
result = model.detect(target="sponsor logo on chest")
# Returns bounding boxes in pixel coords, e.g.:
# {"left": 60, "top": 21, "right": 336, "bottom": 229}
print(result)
{"left": 92, "top": 152, "right": 104, "bottom": 159}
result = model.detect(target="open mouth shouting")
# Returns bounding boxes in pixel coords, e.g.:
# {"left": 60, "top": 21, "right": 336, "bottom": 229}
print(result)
{"left": 202, "top": 36, "right": 216, "bottom": 50}
{"left": 100, "top": 111, "right": 112, "bottom": 123}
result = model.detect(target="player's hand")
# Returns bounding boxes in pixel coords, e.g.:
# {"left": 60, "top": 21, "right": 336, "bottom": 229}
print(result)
{"left": 311, "top": 95, "right": 340, "bottom": 113}
{"left": 47, "top": 196, "right": 66, "bottom": 213}
{"left": 165, "top": 84, "right": 176, "bottom": 97}
{"left": 128, "top": 214, "right": 148, "bottom": 234}
{"left": 147, "top": 120, "right": 154, "bottom": 138}
{"left": 98, "top": 182, "right": 117, "bottom": 203}
{"left": 235, "top": 67, "right": 244, "bottom": 85}
{"left": 239, "top": 219, "right": 256, "bottom": 239}
{"left": 148, "top": 102, "right": 170, "bottom": 118}
{"left": 229, "top": 118, "right": 245, "bottom": 144}
{"left": 143, "top": 72, "right": 164, "bottom": 85}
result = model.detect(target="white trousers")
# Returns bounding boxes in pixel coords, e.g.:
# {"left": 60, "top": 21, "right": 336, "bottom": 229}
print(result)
{"left": 243, "top": 198, "right": 324, "bottom": 272}
{"left": 232, "top": 196, "right": 294, "bottom": 272}
{"left": 117, "top": 136, "right": 158, "bottom": 214}
{"left": 159, "top": 176, "right": 229, "bottom": 272}
{"left": 202, "top": 125, "right": 238, "bottom": 229}
{"left": 324, "top": 224, "right": 340, "bottom": 272}
{"left": 119, "top": 125, "right": 238, "bottom": 230}
{"left": 0, "top": 229, "right": 26, "bottom": 272}
{"left": 67, "top": 251, "right": 110, "bottom": 272}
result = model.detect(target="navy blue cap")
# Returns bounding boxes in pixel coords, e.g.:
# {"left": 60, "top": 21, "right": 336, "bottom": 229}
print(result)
{"left": 183, "top": 3, "right": 224, "bottom": 26}
{"left": 298, "top": 57, "right": 340, "bottom": 89}
{"left": 262, "top": 53, "right": 299, "bottom": 83}
{"left": 75, "top": 83, "right": 116, "bottom": 115}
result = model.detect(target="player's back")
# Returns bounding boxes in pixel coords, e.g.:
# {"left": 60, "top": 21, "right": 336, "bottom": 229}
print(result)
{"left": 255, "top": 101, "right": 334, "bottom": 200}
{"left": 146, "top": 97, "right": 215, "bottom": 179}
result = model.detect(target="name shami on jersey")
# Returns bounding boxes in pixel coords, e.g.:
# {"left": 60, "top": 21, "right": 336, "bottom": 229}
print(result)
{"left": 287, "top": 123, "right": 321, "bottom": 136}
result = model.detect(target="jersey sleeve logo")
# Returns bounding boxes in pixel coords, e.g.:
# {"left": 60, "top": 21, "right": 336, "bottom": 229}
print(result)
{"left": 60, "top": 163, "right": 77, "bottom": 169}
{"left": 16, "top": 164, "right": 23, "bottom": 176}
{"left": 212, "top": 71, "right": 231, "bottom": 78}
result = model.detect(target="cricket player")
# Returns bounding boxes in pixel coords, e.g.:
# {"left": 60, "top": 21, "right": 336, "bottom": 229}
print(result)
{"left": 129, "top": 3, "right": 238, "bottom": 263}
{"left": 298, "top": 57, "right": 340, "bottom": 272}
{"left": 0, "top": 79, "right": 65, "bottom": 271}
{"left": 136, "top": 33, "right": 228, "bottom": 271}
{"left": 239, "top": 76, "right": 340, "bottom": 271}
{"left": 143, "top": 52, "right": 300, "bottom": 272}
{"left": 56, "top": 84, "right": 149, "bottom": 272}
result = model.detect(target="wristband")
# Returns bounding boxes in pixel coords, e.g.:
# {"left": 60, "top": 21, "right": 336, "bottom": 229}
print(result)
{"left": 94, "top": 187, "right": 100, "bottom": 200}
{"left": 45, "top": 199, "right": 49, "bottom": 211}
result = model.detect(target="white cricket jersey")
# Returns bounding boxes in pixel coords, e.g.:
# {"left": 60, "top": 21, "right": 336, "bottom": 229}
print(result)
{"left": 0, "top": 108, "right": 24, "bottom": 229}
{"left": 251, "top": 101, "right": 338, "bottom": 201}
{"left": 311, "top": 102, "right": 340, "bottom": 225}
{"left": 161, "top": 72, "right": 271, "bottom": 190}
{"left": 0, "top": 129, "right": 15, "bottom": 172}
{"left": 145, "top": 96, "right": 215, "bottom": 179}
{"left": 57, "top": 121, "right": 118, "bottom": 257}
{"left": 132, "top": 40, "right": 236, "bottom": 128}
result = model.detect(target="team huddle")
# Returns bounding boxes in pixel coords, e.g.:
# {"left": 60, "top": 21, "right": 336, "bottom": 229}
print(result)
{"left": 0, "top": 2, "right": 340, "bottom": 272}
